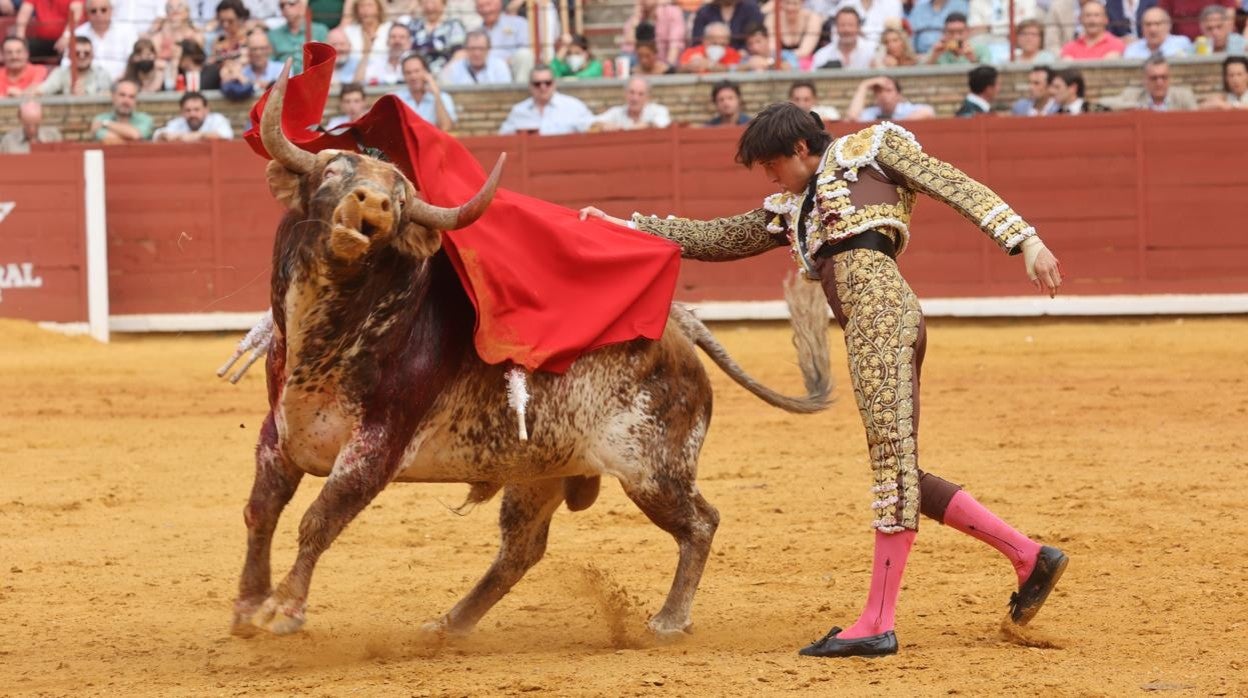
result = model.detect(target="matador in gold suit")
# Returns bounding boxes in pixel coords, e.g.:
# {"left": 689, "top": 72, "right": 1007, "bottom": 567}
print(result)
{"left": 582, "top": 105, "right": 1069, "bottom": 658}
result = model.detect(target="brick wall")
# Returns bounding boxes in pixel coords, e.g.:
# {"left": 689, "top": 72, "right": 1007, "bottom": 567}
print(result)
{"left": 0, "top": 57, "right": 1227, "bottom": 140}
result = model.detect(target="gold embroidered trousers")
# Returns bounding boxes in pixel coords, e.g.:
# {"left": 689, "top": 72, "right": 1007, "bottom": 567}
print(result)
{"left": 815, "top": 247, "right": 927, "bottom": 533}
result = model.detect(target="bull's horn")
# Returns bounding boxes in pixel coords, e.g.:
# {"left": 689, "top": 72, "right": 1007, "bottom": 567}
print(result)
{"left": 261, "top": 59, "right": 316, "bottom": 175}
{"left": 406, "top": 153, "right": 505, "bottom": 231}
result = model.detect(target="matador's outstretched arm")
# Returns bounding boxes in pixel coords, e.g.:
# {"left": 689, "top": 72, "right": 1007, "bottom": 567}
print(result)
{"left": 866, "top": 126, "right": 1061, "bottom": 293}
{"left": 870, "top": 128, "right": 1036, "bottom": 254}
{"left": 628, "top": 208, "right": 787, "bottom": 262}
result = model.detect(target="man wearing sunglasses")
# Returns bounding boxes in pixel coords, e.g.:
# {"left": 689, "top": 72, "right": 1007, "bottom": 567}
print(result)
{"left": 37, "top": 36, "right": 114, "bottom": 95}
{"left": 498, "top": 65, "right": 593, "bottom": 135}
{"left": 269, "top": 0, "right": 328, "bottom": 74}
{"left": 66, "top": 0, "right": 137, "bottom": 80}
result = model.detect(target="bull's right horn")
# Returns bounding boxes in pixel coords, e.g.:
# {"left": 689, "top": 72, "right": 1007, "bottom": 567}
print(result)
{"left": 260, "top": 59, "right": 316, "bottom": 175}
{"left": 405, "top": 153, "right": 505, "bottom": 231}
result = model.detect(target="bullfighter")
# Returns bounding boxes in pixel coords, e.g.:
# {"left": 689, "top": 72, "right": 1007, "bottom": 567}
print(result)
{"left": 580, "top": 103, "right": 1069, "bottom": 658}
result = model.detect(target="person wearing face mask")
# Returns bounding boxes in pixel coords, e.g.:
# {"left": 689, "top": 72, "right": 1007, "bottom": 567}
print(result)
{"left": 678, "top": 21, "right": 740, "bottom": 73}
{"left": 122, "top": 37, "right": 167, "bottom": 92}
{"left": 552, "top": 33, "right": 603, "bottom": 78}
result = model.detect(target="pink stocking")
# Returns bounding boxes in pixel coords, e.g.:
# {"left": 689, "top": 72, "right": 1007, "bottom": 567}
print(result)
{"left": 838, "top": 529, "right": 916, "bottom": 640}
{"left": 942, "top": 490, "right": 1042, "bottom": 585}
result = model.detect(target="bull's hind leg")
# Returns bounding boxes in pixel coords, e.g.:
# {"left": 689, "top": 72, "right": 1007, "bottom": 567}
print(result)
{"left": 250, "top": 429, "right": 400, "bottom": 635}
{"left": 617, "top": 467, "right": 720, "bottom": 639}
{"left": 233, "top": 413, "right": 304, "bottom": 637}
{"left": 426, "top": 479, "right": 564, "bottom": 635}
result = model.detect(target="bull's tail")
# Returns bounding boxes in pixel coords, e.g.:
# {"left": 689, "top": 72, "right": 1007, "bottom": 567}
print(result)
{"left": 671, "top": 275, "right": 832, "bottom": 414}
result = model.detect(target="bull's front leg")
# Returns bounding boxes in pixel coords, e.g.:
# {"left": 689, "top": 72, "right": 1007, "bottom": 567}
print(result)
{"left": 249, "top": 425, "right": 401, "bottom": 635}
{"left": 232, "top": 413, "right": 304, "bottom": 637}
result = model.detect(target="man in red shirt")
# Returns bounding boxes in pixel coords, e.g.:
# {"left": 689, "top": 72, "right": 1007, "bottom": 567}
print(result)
{"left": 1060, "top": 1, "right": 1126, "bottom": 60}
{"left": 678, "top": 22, "right": 741, "bottom": 73}
{"left": 1158, "top": 0, "right": 1236, "bottom": 38}
{"left": 14, "top": 0, "right": 78, "bottom": 60}
{"left": 1, "top": 38, "right": 49, "bottom": 96}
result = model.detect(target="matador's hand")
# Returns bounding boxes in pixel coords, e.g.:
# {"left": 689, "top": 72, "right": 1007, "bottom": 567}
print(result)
{"left": 577, "top": 206, "right": 630, "bottom": 228}
{"left": 1021, "top": 237, "right": 1062, "bottom": 298}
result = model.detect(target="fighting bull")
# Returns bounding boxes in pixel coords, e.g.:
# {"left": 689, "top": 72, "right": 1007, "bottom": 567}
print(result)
{"left": 224, "top": 67, "right": 832, "bottom": 641}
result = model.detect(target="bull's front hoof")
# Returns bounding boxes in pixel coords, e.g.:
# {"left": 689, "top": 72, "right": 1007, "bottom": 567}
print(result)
{"left": 250, "top": 596, "right": 307, "bottom": 635}
{"left": 647, "top": 616, "right": 693, "bottom": 643}
{"left": 231, "top": 597, "right": 264, "bottom": 637}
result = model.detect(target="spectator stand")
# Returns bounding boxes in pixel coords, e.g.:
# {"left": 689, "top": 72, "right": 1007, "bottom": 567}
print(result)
{"left": 2, "top": 54, "right": 1233, "bottom": 137}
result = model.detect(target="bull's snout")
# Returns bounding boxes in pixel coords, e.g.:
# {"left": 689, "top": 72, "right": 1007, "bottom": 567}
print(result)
{"left": 329, "top": 187, "right": 396, "bottom": 262}
{"left": 341, "top": 187, "right": 394, "bottom": 238}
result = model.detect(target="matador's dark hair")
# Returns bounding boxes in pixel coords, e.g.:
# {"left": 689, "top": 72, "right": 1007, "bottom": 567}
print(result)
{"left": 735, "top": 101, "right": 832, "bottom": 168}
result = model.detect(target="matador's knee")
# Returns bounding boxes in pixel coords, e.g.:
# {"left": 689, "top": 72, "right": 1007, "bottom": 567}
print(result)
{"left": 918, "top": 472, "right": 962, "bottom": 523}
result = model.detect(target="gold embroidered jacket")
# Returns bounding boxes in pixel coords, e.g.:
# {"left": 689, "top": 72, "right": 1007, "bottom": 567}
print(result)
{"left": 631, "top": 122, "right": 1037, "bottom": 277}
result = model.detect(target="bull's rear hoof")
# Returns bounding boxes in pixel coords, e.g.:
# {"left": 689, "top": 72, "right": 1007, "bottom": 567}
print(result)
{"left": 419, "top": 617, "right": 471, "bottom": 639}
{"left": 647, "top": 618, "right": 692, "bottom": 643}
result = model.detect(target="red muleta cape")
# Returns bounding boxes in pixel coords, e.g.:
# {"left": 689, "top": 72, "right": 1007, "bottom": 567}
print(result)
{"left": 244, "top": 43, "right": 681, "bottom": 373}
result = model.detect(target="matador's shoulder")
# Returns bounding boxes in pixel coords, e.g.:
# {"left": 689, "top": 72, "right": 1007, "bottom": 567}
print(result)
{"left": 827, "top": 122, "right": 922, "bottom": 181}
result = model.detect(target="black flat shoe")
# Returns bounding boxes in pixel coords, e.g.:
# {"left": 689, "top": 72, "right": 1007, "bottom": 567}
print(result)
{"left": 797, "top": 626, "right": 898, "bottom": 658}
{"left": 1009, "top": 545, "right": 1069, "bottom": 625}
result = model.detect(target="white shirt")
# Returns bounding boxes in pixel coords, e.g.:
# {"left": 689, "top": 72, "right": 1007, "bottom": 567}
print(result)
{"left": 393, "top": 88, "right": 459, "bottom": 126}
{"left": 113, "top": 0, "right": 165, "bottom": 32}
{"left": 344, "top": 22, "right": 393, "bottom": 63}
{"left": 969, "top": 0, "right": 1040, "bottom": 35}
{"left": 365, "top": 55, "right": 405, "bottom": 85}
{"left": 70, "top": 22, "right": 139, "bottom": 80}
{"left": 811, "top": 37, "right": 878, "bottom": 69}
{"left": 154, "top": 112, "right": 234, "bottom": 139}
{"left": 443, "top": 56, "right": 513, "bottom": 86}
{"left": 836, "top": 0, "right": 905, "bottom": 43}
{"left": 591, "top": 102, "right": 672, "bottom": 130}
{"left": 498, "top": 92, "right": 594, "bottom": 136}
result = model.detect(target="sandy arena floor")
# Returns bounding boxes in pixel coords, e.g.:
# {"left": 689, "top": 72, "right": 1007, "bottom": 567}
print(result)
{"left": 1, "top": 316, "right": 1246, "bottom": 697}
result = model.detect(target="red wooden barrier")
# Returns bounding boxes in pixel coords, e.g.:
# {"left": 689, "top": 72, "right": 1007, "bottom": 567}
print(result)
{"left": 3, "top": 111, "right": 1246, "bottom": 324}
{"left": 0, "top": 152, "right": 88, "bottom": 322}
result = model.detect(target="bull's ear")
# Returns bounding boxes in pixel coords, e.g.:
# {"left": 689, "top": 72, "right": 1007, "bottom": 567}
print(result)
{"left": 395, "top": 220, "right": 443, "bottom": 258}
{"left": 265, "top": 160, "right": 304, "bottom": 212}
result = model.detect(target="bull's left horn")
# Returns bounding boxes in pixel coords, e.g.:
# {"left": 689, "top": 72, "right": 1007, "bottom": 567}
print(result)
{"left": 261, "top": 59, "right": 316, "bottom": 175}
{"left": 405, "top": 153, "right": 505, "bottom": 231}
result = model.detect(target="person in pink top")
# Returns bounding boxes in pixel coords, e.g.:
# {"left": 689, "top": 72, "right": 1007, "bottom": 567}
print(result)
{"left": 621, "top": 0, "right": 686, "bottom": 66}
{"left": 1059, "top": 1, "right": 1125, "bottom": 60}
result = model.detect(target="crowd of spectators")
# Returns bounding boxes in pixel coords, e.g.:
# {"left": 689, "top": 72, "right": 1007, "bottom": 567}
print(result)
{"left": 1, "top": 0, "right": 1246, "bottom": 150}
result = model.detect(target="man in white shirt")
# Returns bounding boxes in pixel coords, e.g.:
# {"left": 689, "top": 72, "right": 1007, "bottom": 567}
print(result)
{"left": 390, "top": 53, "right": 458, "bottom": 130}
{"left": 364, "top": 24, "right": 413, "bottom": 86}
{"left": 811, "top": 7, "right": 878, "bottom": 69}
{"left": 69, "top": 0, "right": 138, "bottom": 80}
{"left": 834, "top": 0, "right": 905, "bottom": 43}
{"left": 498, "top": 65, "right": 593, "bottom": 135}
{"left": 590, "top": 77, "right": 671, "bottom": 131}
{"left": 154, "top": 92, "right": 235, "bottom": 141}
{"left": 444, "top": 29, "right": 512, "bottom": 86}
